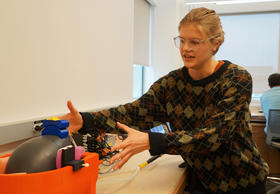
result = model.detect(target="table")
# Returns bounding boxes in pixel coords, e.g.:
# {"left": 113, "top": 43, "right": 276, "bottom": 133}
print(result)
{"left": 251, "top": 110, "right": 280, "bottom": 175}
{"left": 251, "top": 110, "right": 266, "bottom": 123}
{"left": 96, "top": 151, "right": 187, "bottom": 194}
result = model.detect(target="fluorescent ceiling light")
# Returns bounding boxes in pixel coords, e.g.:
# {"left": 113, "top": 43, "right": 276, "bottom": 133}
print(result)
{"left": 185, "top": 0, "right": 280, "bottom": 5}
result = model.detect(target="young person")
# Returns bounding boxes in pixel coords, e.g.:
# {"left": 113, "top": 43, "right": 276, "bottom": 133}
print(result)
{"left": 61, "top": 7, "right": 268, "bottom": 194}
{"left": 261, "top": 73, "right": 280, "bottom": 134}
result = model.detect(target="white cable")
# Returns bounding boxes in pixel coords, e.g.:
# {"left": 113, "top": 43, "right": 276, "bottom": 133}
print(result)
{"left": 98, "top": 163, "right": 115, "bottom": 174}
{"left": 97, "top": 166, "right": 140, "bottom": 183}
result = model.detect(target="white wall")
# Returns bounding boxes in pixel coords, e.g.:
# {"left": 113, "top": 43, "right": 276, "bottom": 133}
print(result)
{"left": 144, "top": 0, "right": 184, "bottom": 92}
{"left": 0, "top": 0, "right": 134, "bottom": 146}
{"left": 0, "top": 0, "right": 134, "bottom": 125}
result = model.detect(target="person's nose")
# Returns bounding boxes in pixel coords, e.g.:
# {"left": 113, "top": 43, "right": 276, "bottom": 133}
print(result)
{"left": 181, "top": 41, "right": 193, "bottom": 51}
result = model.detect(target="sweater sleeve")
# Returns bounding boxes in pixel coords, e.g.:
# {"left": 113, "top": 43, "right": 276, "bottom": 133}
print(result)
{"left": 149, "top": 69, "right": 253, "bottom": 156}
{"left": 78, "top": 76, "right": 169, "bottom": 135}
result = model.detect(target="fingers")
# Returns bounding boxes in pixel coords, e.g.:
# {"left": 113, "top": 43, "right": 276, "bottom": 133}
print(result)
{"left": 110, "top": 141, "right": 129, "bottom": 163}
{"left": 67, "top": 100, "right": 78, "bottom": 114}
{"left": 109, "top": 123, "right": 149, "bottom": 170}
{"left": 110, "top": 149, "right": 132, "bottom": 170}
{"left": 111, "top": 140, "right": 128, "bottom": 152}
{"left": 113, "top": 154, "right": 131, "bottom": 170}
{"left": 58, "top": 100, "right": 76, "bottom": 120}
{"left": 58, "top": 115, "right": 67, "bottom": 120}
{"left": 117, "top": 122, "right": 131, "bottom": 133}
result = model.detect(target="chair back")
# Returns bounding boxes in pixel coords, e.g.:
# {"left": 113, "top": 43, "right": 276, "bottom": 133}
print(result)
{"left": 266, "top": 109, "right": 280, "bottom": 145}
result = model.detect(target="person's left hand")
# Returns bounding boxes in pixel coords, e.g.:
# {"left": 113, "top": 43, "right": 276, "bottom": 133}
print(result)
{"left": 110, "top": 122, "right": 150, "bottom": 170}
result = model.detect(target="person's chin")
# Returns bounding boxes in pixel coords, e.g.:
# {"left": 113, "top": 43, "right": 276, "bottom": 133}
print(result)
{"left": 183, "top": 61, "right": 196, "bottom": 69}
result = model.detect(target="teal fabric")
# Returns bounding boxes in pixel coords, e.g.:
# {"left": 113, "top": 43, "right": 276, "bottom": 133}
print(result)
{"left": 260, "top": 86, "right": 280, "bottom": 133}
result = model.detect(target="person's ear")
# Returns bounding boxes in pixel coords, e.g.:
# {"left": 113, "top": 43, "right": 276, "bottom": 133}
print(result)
{"left": 212, "top": 37, "right": 222, "bottom": 53}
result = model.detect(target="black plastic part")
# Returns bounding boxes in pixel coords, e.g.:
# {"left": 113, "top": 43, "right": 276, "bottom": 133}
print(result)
{"left": 61, "top": 146, "right": 75, "bottom": 167}
{"left": 147, "top": 155, "right": 161, "bottom": 164}
{"left": 34, "top": 125, "right": 44, "bottom": 131}
{"left": 178, "top": 162, "right": 187, "bottom": 168}
{"left": 65, "top": 160, "right": 84, "bottom": 172}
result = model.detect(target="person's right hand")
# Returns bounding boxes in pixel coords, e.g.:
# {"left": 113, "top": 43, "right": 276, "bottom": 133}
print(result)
{"left": 59, "top": 100, "right": 83, "bottom": 133}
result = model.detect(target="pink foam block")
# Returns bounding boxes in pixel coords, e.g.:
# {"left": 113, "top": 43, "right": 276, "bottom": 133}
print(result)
{"left": 56, "top": 146, "right": 85, "bottom": 169}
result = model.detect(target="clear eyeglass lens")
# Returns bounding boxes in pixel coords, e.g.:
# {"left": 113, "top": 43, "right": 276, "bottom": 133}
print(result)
{"left": 174, "top": 37, "right": 181, "bottom": 48}
{"left": 174, "top": 37, "right": 204, "bottom": 50}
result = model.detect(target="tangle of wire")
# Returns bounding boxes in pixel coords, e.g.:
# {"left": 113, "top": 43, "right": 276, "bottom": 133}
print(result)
{"left": 82, "top": 133, "right": 120, "bottom": 174}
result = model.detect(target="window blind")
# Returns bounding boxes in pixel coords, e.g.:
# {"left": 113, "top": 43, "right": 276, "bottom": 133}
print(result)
{"left": 134, "top": 0, "right": 151, "bottom": 66}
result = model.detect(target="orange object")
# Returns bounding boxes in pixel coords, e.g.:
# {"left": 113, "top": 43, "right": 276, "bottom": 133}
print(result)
{"left": 0, "top": 154, "right": 9, "bottom": 174}
{"left": 0, "top": 152, "right": 101, "bottom": 194}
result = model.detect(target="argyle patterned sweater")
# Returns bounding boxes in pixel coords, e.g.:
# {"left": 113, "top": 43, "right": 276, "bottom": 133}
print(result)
{"left": 80, "top": 60, "right": 269, "bottom": 193}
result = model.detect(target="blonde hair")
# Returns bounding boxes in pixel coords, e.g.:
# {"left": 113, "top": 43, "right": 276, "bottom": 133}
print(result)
{"left": 179, "top": 7, "right": 225, "bottom": 55}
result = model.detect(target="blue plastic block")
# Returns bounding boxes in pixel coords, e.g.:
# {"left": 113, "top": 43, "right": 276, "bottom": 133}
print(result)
{"left": 42, "top": 119, "right": 69, "bottom": 129}
{"left": 41, "top": 125, "right": 69, "bottom": 138}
